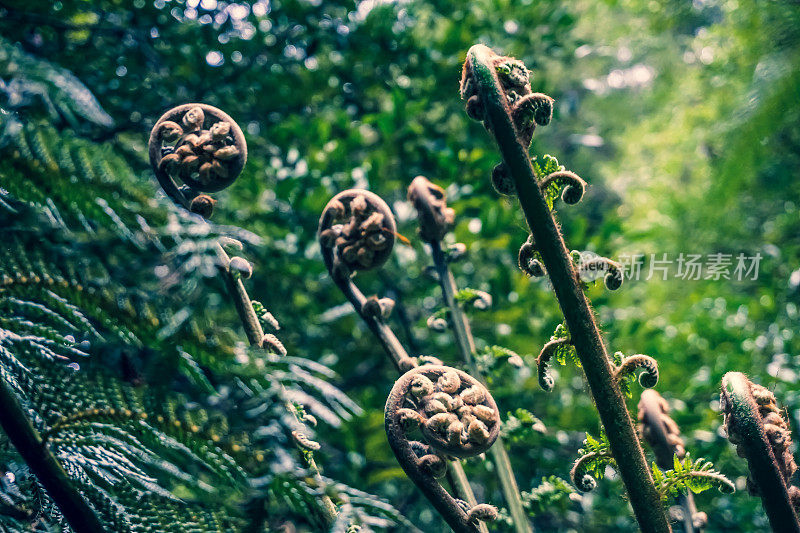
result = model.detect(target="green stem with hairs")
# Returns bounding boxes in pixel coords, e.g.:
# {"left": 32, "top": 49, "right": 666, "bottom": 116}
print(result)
{"left": 0, "top": 372, "right": 105, "bottom": 533}
{"left": 466, "top": 43, "right": 671, "bottom": 532}
{"left": 721, "top": 372, "right": 800, "bottom": 532}
{"left": 430, "top": 240, "right": 533, "bottom": 533}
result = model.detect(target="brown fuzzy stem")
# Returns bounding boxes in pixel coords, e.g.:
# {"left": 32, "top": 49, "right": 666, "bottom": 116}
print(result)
{"left": 429, "top": 239, "right": 533, "bottom": 533}
{"left": 465, "top": 44, "right": 671, "bottom": 533}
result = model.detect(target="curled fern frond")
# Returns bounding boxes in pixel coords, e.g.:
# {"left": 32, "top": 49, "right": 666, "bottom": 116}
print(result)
{"left": 573, "top": 253, "right": 623, "bottom": 291}
{"left": 467, "top": 503, "right": 499, "bottom": 524}
{"left": 536, "top": 338, "right": 569, "bottom": 392}
{"left": 318, "top": 189, "right": 397, "bottom": 280}
{"left": 426, "top": 311, "right": 449, "bottom": 332}
{"left": 571, "top": 432, "right": 615, "bottom": 493}
{"left": 148, "top": 103, "right": 247, "bottom": 216}
{"left": 539, "top": 170, "right": 587, "bottom": 206}
{"left": 407, "top": 176, "right": 455, "bottom": 243}
{"left": 492, "top": 163, "right": 516, "bottom": 196}
{"left": 518, "top": 235, "right": 545, "bottom": 278}
{"left": 721, "top": 372, "right": 800, "bottom": 528}
{"left": 614, "top": 353, "right": 659, "bottom": 389}
{"left": 385, "top": 365, "right": 500, "bottom": 532}
{"left": 454, "top": 288, "right": 492, "bottom": 310}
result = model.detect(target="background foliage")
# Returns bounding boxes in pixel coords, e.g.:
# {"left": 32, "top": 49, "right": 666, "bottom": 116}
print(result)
{"left": 0, "top": 0, "right": 798, "bottom": 531}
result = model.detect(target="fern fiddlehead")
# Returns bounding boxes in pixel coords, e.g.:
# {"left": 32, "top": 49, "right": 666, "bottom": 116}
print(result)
{"left": 639, "top": 389, "right": 707, "bottom": 532}
{"left": 408, "top": 175, "right": 533, "bottom": 533}
{"left": 318, "top": 189, "right": 413, "bottom": 371}
{"left": 460, "top": 44, "right": 671, "bottom": 532}
{"left": 149, "top": 104, "right": 339, "bottom": 527}
{"left": 148, "top": 103, "right": 247, "bottom": 217}
{"left": 721, "top": 372, "right": 800, "bottom": 531}
{"left": 385, "top": 365, "right": 500, "bottom": 532}
{"left": 319, "top": 189, "right": 490, "bottom": 531}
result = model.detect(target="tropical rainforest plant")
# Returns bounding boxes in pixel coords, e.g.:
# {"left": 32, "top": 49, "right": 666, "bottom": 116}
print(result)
{"left": 458, "top": 44, "right": 738, "bottom": 532}
{"left": 317, "top": 188, "right": 497, "bottom": 532}
{"left": 2, "top": 1, "right": 800, "bottom": 531}
{"left": 0, "top": 37, "right": 412, "bottom": 530}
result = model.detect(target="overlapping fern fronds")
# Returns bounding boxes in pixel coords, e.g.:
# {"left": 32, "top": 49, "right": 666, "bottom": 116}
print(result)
{"left": 0, "top": 36, "right": 408, "bottom": 531}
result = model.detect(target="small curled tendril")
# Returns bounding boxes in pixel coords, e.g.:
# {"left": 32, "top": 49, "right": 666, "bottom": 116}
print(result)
{"left": 536, "top": 338, "right": 570, "bottom": 392}
{"left": 539, "top": 170, "right": 587, "bottom": 206}
{"left": 461, "top": 50, "right": 552, "bottom": 148}
{"left": 576, "top": 255, "right": 623, "bottom": 291}
{"left": 149, "top": 103, "right": 247, "bottom": 217}
{"left": 492, "top": 163, "right": 516, "bottom": 196}
{"left": 570, "top": 452, "right": 607, "bottom": 493}
{"left": 511, "top": 92, "right": 554, "bottom": 145}
{"left": 614, "top": 354, "right": 659, "bottom": 389}
{"left": 300, "top": 412, "right": 318, "bottom": 427}
{"left": 518, "top": 235, "right": 545, "bottom": 278}
{"left": 427, "top": 314, "right": 448, "bottom": 332}
{"left": 261, "top": 333, "right": 287, "bottom": 357}
{"left": 228, "top": 256, "right": 253, "bottom": 279}
{"left": 467, "top": 503, "right": 499, "bottom": 524}
{"left": 385, "top": 365, "right": 500, "bottom": 531}
{"left": 318, "top": 189, "right": 396, "bottom": 280}
{"left": 407, "top": 176, "right": 455, "bottom": 243}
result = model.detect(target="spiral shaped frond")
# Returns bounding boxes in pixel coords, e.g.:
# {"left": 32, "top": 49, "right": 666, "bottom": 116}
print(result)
{"left": 570, "top": 452, "right": 603, "bottom": 493}
{"left": 386, "top": 365, "right": 499, "bottom": 460}
{"left": 518, "top": 235, "right": 545, "bottom": 278}
{"left": 466, "top": 503, "right": 498, "bottom": 523}
{"left": 536, "top": 338, "right": 570, "bottom": 392}
{"left": 385, "top": 365, "right": 499, "bottom": 532}
{"left": 539, "top": 170, "right": 587, "bottom": 206}
{"left": 460, "top": 46, "right": 549, "bottom": 149}
{"left": 570, "top": 432, "right": 615, "bottom": 493}
{"left": 491, "top": 163, "right": 516, "bottom": 196}
{"left": 614, "top": 354, "right": 659, "bottom": 389}
{"left": 407, "top": 176, "right": 455, "bottom": 243}
{"left": 362, "top": 296, "right": 395, "bottom": 320}
{"left": 575, "top": 254, "right": 623, "bottom": 291}
{"left": 426, "top": 313, "right": 448, "bottom": 332}
{"left": 318, "top": 189, "right": 397, "bottom": 279}
{"left": 149, "top": 104, "right": 247, "bottom": 216}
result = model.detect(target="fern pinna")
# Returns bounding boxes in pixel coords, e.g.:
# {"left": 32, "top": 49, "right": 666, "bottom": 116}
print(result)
{"left": 0, "top": 37, "right": 407, "bottom": 531}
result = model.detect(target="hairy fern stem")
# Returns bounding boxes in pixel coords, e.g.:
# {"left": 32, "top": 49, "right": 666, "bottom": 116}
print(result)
{"left": 463, "top": 44, "right": 671, "bottom": 532}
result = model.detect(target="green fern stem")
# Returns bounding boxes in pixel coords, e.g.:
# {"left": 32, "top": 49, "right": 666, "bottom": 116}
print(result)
{"left": 0, "top": 372, "right": 105, "bottom": 532}
{"left": 465, "top": 44, "right": 671, "bottom": 532}
{"left": 721, "top": 372, "right": 800, "bottom": 532}
{"left": 215, "top": 243, "right": 339, "bottom": 527}
{"left": 429, "top": 239, "right": 533, "bottom": 533}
